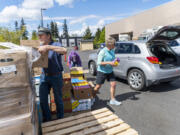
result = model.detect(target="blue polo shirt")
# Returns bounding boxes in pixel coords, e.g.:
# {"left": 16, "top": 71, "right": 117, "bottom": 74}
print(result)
{"left": 42, "top": 41, "right": 63, "bottom": 74}
{"left": 97, "top": 47, "right": 115, "bottom": 73}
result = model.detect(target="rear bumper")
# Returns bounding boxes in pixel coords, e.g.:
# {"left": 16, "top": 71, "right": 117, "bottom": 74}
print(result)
{"left": 146, "top": 66, "right": 180, "bottom": 85}
{"left": 147, "top": 75, "right": 180, "bottom": 86}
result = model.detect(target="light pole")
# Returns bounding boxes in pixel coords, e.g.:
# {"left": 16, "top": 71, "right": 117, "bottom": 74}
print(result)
{"left": 41, "top": 8, "right": 46, "bottom": 27}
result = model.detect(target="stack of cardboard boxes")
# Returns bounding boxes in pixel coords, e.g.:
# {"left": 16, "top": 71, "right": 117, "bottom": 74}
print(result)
{"left": 70, "top": 67, "right": 94, "bottom": 112}
{"left": 50, "top": 73, "right": 72, "bottom": 113}
{"left": 50, "top": 67, "right": 94, "bottom": 114}
{"left": 0, "top": 49, "right": 38, "bottom": 135}
{"left": 62, "top": 73, "right": 72, "bottom": 113}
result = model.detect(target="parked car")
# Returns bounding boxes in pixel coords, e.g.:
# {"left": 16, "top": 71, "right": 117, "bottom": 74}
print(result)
{"left": 88, "top": 26, "right": 180, "bottom": 90}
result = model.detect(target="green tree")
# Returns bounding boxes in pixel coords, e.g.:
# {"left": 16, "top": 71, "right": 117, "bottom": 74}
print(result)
{"left": 38, "top": 25, "right": 41, "bottom": 29}
{"left": 83, "top": 27, "right": 92, "bottom": 40}
{"left": 98, "top": 27, "right": 105, "bottom": 44}
{"left": 54, "top": 22, "right": 59, "bottom": 38}
{"left": 50, "top": 21, "right": 55, "bottom": 38}
{"left": 93, "top": 28, "right": 101, "bottom": 46}
{"left": 62, "top": 19, "right": 69, "bottom": 38}
{"left": 20, "top": 18, "right": 28, "bottom": 40}
{"left": 47, "top": 23, "right": 50, "bottom": 29}
{"left": 0, "top": 27, "right": 24, "bottom": 44}
{"left": 15, "top": 21, "right": 18, "bottom": 31}
{"left": 31, "top": 30, "right": 38, "bottom": 40}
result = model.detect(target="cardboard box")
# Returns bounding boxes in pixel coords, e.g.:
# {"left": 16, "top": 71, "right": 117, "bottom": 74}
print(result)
{"left": 70, "top": 67, "right": 83, "bottom": 71}
{"left": 70, "top": 67, "right": 84, "bottom": 78}
{"left": 20, "top": 40, "right": 40, "bottom": 48}
{"left": 33, "top": 67, "right": 42, "bottom": 76}
{"left": 63, "top": 73, "right": 71, "bottom": 81}
{"left": 0, "top": 87, "right": 32, "bottom": 119}
{"left": 62, "top": 90, "right": 71, "bottom": 101}
{"left": 72, "top": 99, "right": 92, "bottom": 112}
{"left": 0, "top": 51, "right": 30, "bottom": 89}
{"left": 50, "top": 102, "right": 57, "bottom": 113}
{"left": 72, "top": 87, "right": 93, "bottom": 100}
{"left": 32, "top": 52, "right": 48, "bottom": 68}
{"left": 64, "top": 100, "right": 72, "bottom": 113}
{"left": 20, "top": 40, "right": 48, "bottom": 68}
{"left": 51, "top": 100, "right": 72, "bottom": 113}
{"left": 50, "top": 87, "right": 71, "bottom": 102}
{"left": 63, "top": 80, "right": 72, "bottom": 89}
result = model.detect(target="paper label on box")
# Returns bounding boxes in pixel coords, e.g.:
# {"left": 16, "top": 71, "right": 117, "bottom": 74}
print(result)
{"left": 0, "top": 65, "right": 16, "bottom": 74}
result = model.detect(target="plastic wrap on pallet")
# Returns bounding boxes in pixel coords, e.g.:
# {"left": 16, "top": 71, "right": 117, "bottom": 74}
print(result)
{"left": 0, "top": 42, "right": 39, "bottom": 135}
{"left": 0, "top": 108, "right": 38, "bottom": 135}
{"left": 0, "top": 90, "right": 38, "bottom": 135}
{"left": 0, "top": 87, "right": 33, "bottom": 120}
{"left": 0, "top": 42, "right": 40, "bottom": 89}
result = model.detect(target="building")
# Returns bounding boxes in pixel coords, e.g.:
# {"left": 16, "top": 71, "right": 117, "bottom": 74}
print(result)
{"left": 106, "top": 0, "right": 180, "bottom": 41}
{"left": 80, "top": 39, "right": 94, "bottom": 51}
{"left": 59, "top": 37, "right": 83, "bottom": 47}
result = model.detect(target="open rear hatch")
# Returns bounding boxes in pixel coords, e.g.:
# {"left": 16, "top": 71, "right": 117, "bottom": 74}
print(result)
{"left": 147, "top": 26, "right": 180, "bottom": 69}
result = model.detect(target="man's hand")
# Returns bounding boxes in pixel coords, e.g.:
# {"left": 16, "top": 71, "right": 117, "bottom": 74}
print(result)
{"left": 38, "top": 45, "right": 49, "bottom": 54}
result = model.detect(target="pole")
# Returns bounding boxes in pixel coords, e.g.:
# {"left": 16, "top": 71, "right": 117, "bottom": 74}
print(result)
{"left": 41, "top": 8, "right": 43, "bottom": 27}
{"left": 41, "top": 8, "right": 46, "bottom": 27}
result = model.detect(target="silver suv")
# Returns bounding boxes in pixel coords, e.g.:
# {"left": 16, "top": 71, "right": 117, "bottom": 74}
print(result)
{"left": 88, "top": 26, "right": 180, "bottom": 90}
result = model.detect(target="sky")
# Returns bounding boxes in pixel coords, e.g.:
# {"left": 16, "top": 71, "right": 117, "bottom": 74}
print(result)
{"left": 0, "top": 0, "right": 173, "bottom": 36}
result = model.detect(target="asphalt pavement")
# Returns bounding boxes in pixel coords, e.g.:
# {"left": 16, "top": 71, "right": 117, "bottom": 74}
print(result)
{"left": 63, "top": 49, "right": 180, "bottom": 135}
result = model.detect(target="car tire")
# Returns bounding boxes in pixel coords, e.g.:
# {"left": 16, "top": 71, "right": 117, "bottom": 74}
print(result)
{"left": 89, "top": 61, "right": 97, "bottom": 76}
{"left": 128, "top": 69, "right": 146, "bottom": 91}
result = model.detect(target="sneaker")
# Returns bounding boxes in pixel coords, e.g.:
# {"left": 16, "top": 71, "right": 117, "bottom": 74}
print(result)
{"left": 109, "top": 99, "right": 122, "bottom": 106}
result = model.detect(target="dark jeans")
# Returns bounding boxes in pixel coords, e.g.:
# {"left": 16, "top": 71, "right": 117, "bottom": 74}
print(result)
{"left": 39, "top": 73, "right": 64, "bottom": 122}
{"left": 71, "top": 62, "right": 78, "bottom": 67}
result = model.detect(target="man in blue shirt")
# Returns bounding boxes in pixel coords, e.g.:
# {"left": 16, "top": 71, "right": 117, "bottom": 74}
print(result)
{"left": 38, "top": 27, "right": 67, "bottom": 122}
{"left": 94, "top": 38, "right": 121, "bottom": 106}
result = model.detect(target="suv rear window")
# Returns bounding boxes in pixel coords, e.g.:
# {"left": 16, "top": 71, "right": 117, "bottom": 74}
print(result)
{"left": 160, "top": 31, "right": 179, "bottom": 38}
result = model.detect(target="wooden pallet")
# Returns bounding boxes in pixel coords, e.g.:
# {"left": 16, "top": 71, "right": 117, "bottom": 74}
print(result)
{"left": 42, "top": 108, "right": 138, "bottom": 135}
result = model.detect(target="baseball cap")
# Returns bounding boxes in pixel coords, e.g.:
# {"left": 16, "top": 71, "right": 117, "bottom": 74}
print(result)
{"left": 38, "top": 27, "right": 51, "bottom": 35}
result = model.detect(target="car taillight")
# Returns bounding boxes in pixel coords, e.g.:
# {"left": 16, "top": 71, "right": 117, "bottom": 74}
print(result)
{"left": 147, "top": 57, "right": 162, "bottom": 64}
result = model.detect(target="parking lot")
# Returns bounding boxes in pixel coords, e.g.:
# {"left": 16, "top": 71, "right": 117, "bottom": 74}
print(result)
{"left": 64, "top": 49, "right": 180, "bottom": 135}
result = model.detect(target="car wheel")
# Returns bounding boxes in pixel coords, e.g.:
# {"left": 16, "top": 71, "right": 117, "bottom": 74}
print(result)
{"left": 89, "top": 61, "right": 97, "bottom": 76}
{"left": 128, "top": 69, "right": 146, "bottom": 91}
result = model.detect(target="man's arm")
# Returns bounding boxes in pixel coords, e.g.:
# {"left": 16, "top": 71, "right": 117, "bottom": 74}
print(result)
{"left": 38, "top": 45, "right": 67, "bottom": 55}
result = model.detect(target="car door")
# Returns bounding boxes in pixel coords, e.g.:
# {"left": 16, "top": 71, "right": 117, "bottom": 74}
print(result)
{"left": 114, "top": 43, "right": 134, "bottom": 78}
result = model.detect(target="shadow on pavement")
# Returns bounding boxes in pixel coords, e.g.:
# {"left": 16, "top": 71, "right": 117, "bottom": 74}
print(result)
{"left": 92, "top": 91, "right": 141, "bottom": 112}
{"left": 147, "top": 82, "right": 180, "bottom": 92}
{"left": 115, "top": 78, "right": 128, "bottom": 84}
{"left": 91, "top": 96, "right": 114, "bottom": 112}
{"left": 116, "top": 91, "right": 141, "bottom": 101}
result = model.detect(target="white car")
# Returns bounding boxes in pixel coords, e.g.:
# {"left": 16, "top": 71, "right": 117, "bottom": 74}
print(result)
{"left": 88, "top": 26, "right": 180, "bottom": 90}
